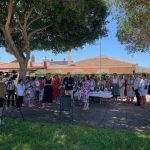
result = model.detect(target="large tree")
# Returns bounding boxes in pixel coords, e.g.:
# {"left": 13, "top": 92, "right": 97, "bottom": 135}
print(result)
{"left": 0, "top": 0, "right": 108, "bottom": 79}
{"left": 114, "top": 0, "right": 150, "bottom": 53}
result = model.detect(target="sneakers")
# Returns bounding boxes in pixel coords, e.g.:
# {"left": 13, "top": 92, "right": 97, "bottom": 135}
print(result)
{"left": 0, "top": 119, "right": 4, "bottom": 125}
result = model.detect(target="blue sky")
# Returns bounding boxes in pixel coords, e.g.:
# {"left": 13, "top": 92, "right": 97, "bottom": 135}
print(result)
{"left": 0, "top": 16, "right": 149, "bottom": 67}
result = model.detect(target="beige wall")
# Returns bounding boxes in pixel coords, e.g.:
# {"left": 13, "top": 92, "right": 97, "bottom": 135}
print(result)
{"left": 47, "top": 66, "right": 134, "bottom": 74}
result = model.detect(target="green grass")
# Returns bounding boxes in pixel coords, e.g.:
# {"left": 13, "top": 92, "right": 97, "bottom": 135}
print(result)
{"left": 0, "top": 119, "right": 150, "bottom": 150}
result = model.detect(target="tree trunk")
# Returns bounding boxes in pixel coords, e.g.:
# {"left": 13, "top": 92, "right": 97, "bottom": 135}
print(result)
{"left": 18, "top": 60, "right": 28, "bottom": 81}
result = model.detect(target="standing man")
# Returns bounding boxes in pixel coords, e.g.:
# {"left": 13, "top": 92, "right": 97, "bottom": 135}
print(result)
{"left": 133, "top": 74, "right": 141, "bottom": 106}
{"left": 63, "top": 72, "right": 75, "bottom": 99}
{"left": 0, "top": 72, "right": 6, "bottom": 125}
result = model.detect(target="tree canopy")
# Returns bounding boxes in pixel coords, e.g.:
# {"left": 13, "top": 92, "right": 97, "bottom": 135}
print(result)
{"left": 114, "top": 0, "right": 150, "bottom": 53}
{"left": 0, "top": 0, "right": 108, "bottom": 78}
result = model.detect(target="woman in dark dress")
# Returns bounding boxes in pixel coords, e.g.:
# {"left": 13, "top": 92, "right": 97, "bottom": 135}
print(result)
{"left": 42, "top": 74, "right": 53, "bottom": 108}
{"left": 148, "top": 80, "right": 150, "bottom": 95}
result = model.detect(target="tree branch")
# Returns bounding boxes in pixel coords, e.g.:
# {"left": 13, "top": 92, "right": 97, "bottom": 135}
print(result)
{"left": 3, "top": 0, "right": 26, "bottom": 61}
{"left": 1, "top": 27, "right": 14, "bottom": 54}
{"left": 15, "top": 14, "right": 24, "bottom": 30}
{"left": 27, "top": 15, "right": 47, "bottom": 28}
{"left": 24, "top": 6, "right": 35, "bottom": 27}
{"left": 28, "top": 25, "right": 50, "bottom": 39}
{"left": 5, "top": 0, "right": 13, "bottom": 28}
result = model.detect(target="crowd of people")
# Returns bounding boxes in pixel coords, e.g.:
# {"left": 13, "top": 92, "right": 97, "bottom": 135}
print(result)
{"left": 0, "top": 71, "right": 150, "bottom": 123}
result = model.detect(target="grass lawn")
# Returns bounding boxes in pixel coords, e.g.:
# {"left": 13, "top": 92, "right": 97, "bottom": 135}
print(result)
{"left": 0, "top": 119, "right": 150, "bottom": 150}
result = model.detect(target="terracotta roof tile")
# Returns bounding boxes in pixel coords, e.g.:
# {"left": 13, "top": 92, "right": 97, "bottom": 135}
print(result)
{"left": 75, "top": 56, "right": 137, "bottom": 67}
{"left": 141, "top": 68, "right": 150, "bottom": 73}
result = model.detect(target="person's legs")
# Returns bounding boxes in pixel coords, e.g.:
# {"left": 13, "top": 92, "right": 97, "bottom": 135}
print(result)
{"left": 130, "top": 96, "right": 134, "bottom": 104}
{"left": 69, "top": 90, "right": 74, "bottom": 100}
{"left": 56, "top": 96, "right": 59, "bottom": 104}
{"left": 28, "top": 97, "right": 32, "bottom": 107}
{"left": 82, "top": 96, "right": 86, "bottom": 110}
{"left": 0, "top": 98, "right": 5, "bottom": 125}
{"left": 16, "top": 96, "right": 19, "bottom": 108}
{"left": 100, "top": 98, "right": 102, "bottom": 104}
{"left": 142, "top": 96, "right": 146, "bottom": 107}
{"left": 39, "top": 89, "right": 44, "bottom": 102}
{"left": 11, "top": 91, "right": 15, "bottom": 106}
{"left": 9, "top": 91, "right": 15, "bottom": 107}
{"left": 83, "top": 102, "right": 86, "bottom": 110}
{"left": 135, "top": 90, "right": 140, "bottom": 105}
{"left": 20, "top": 96, "right": 23, "bottom": 108}
{"left": 85, "top": 100, "right": 89, "bottom": 110}
{"left": 16, "top": 96, "right": 23, "bottom": 108}
{"left": 41, "top": 103, "right": 46, "bottom": 108}
{"left": 0, "top": 98, "right": 5, "bottom": 115}
{"left": 113, "top": 96, "right": 117, "bottom": 101}
{"left": 7, "top": 92, "right": 10, "bottom": 108}
{"left": 126, "top": 96, "right": 130, "bottom": 102}
{"left": 35, "top": 91, "right": 40, "bottom": 103}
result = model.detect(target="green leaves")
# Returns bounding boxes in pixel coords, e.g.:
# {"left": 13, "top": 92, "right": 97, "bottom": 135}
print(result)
{"left": 0, "top": 0, "right": 108, "bottom": 54}
{"left": 114, "top": 0, "right": 150, "bottom": 52}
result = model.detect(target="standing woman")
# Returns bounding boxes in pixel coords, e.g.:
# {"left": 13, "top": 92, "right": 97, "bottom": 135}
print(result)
{"left": 42, "top": 73, "right": 53, "bottom": 108}
{"left": 99, "top": 76, "right": 106, "bottom": 104}
{"left": 75, "top": 77, "right": 83, "bottom": 101}
{"left": 127, "top": 75, "right": 135, "bottom": 103}
{"left": 39, "top": 77, "right": 45, "bottom": 102}
{"left": 26, "top": 79, "right": 35, "bottom": 107}
{"left": 139, "top": 73, "right": 148, "bottom": 108}
{"left": 124, "top": 75, "right": 128, "bottom": 101}
{"left": 105, "top": 75, "right": 111, "bottom": 91}
{"left": 81, "top": 75, "right": 91, "bottom": 111}
{"left": 111, "top": 73, "right": 119, "bottom": 101}
{"left": 119, "top": 75, "right": 125, "bottom": 101}
{"left": 60, "top": 74, "right": 65, "bottom": 96}
{"left": 90, "top": 76, "right": 95, "bottom": 91}
{"left": 52, "top": 74, "right": 60, "bottom": 104}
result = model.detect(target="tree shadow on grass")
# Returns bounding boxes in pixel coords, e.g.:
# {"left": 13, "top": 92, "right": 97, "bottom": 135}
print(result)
{"left": 0, "top": 119, "right": 150, "bottom": 150}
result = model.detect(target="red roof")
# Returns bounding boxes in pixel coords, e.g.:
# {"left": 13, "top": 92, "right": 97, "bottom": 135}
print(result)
{"left": 0, "top": 61, "right": 44, "bottom": 71}
{"left": 75, "top": 56, "right": 137, "bottom": 68}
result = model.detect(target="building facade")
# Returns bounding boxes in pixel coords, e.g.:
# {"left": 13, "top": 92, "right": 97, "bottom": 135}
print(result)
{"left": 0, "top": 54, "right": 139, "bottom": 74}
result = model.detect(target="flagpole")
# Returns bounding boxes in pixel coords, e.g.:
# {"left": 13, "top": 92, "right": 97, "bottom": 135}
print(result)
{"left": 99, "top": 37, "right": 102, "bottom": 78}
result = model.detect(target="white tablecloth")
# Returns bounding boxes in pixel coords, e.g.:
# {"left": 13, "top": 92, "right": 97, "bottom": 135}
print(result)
{"left": 74, "top": 90, "right": 113, "bottom": 99}
{"left": 89, "top": 91, "right": 113, "bottom": 98}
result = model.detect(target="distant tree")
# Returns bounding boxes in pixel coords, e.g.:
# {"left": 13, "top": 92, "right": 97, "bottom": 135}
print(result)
{"left": 0, "top": 0, "right": 108, "bottom": 79}
{"left": 114, "top": 0, "right": 150, "bottom": 53}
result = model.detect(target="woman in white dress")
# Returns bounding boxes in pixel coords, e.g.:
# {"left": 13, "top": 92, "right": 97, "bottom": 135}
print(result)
{"left": 119, "top": 75, "right": 125, "bottom": 100}
{"left": 139, "top": 73, "right": 148, "bottom": 108}
{"left": 90, "top": 77, "right": 95, "bottom": 91}
{"left": 127, "top": 75, "right": 135, "bottom": 103}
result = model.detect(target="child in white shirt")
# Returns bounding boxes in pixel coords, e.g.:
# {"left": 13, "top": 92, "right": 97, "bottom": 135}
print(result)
{"left": 16, "top": 79, "right": 25, "bottom": 108}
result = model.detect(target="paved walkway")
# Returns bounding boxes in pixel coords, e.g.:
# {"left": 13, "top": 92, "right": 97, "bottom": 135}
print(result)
{"left": 3, "top": 100, "right": 150, "bottom": 131}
